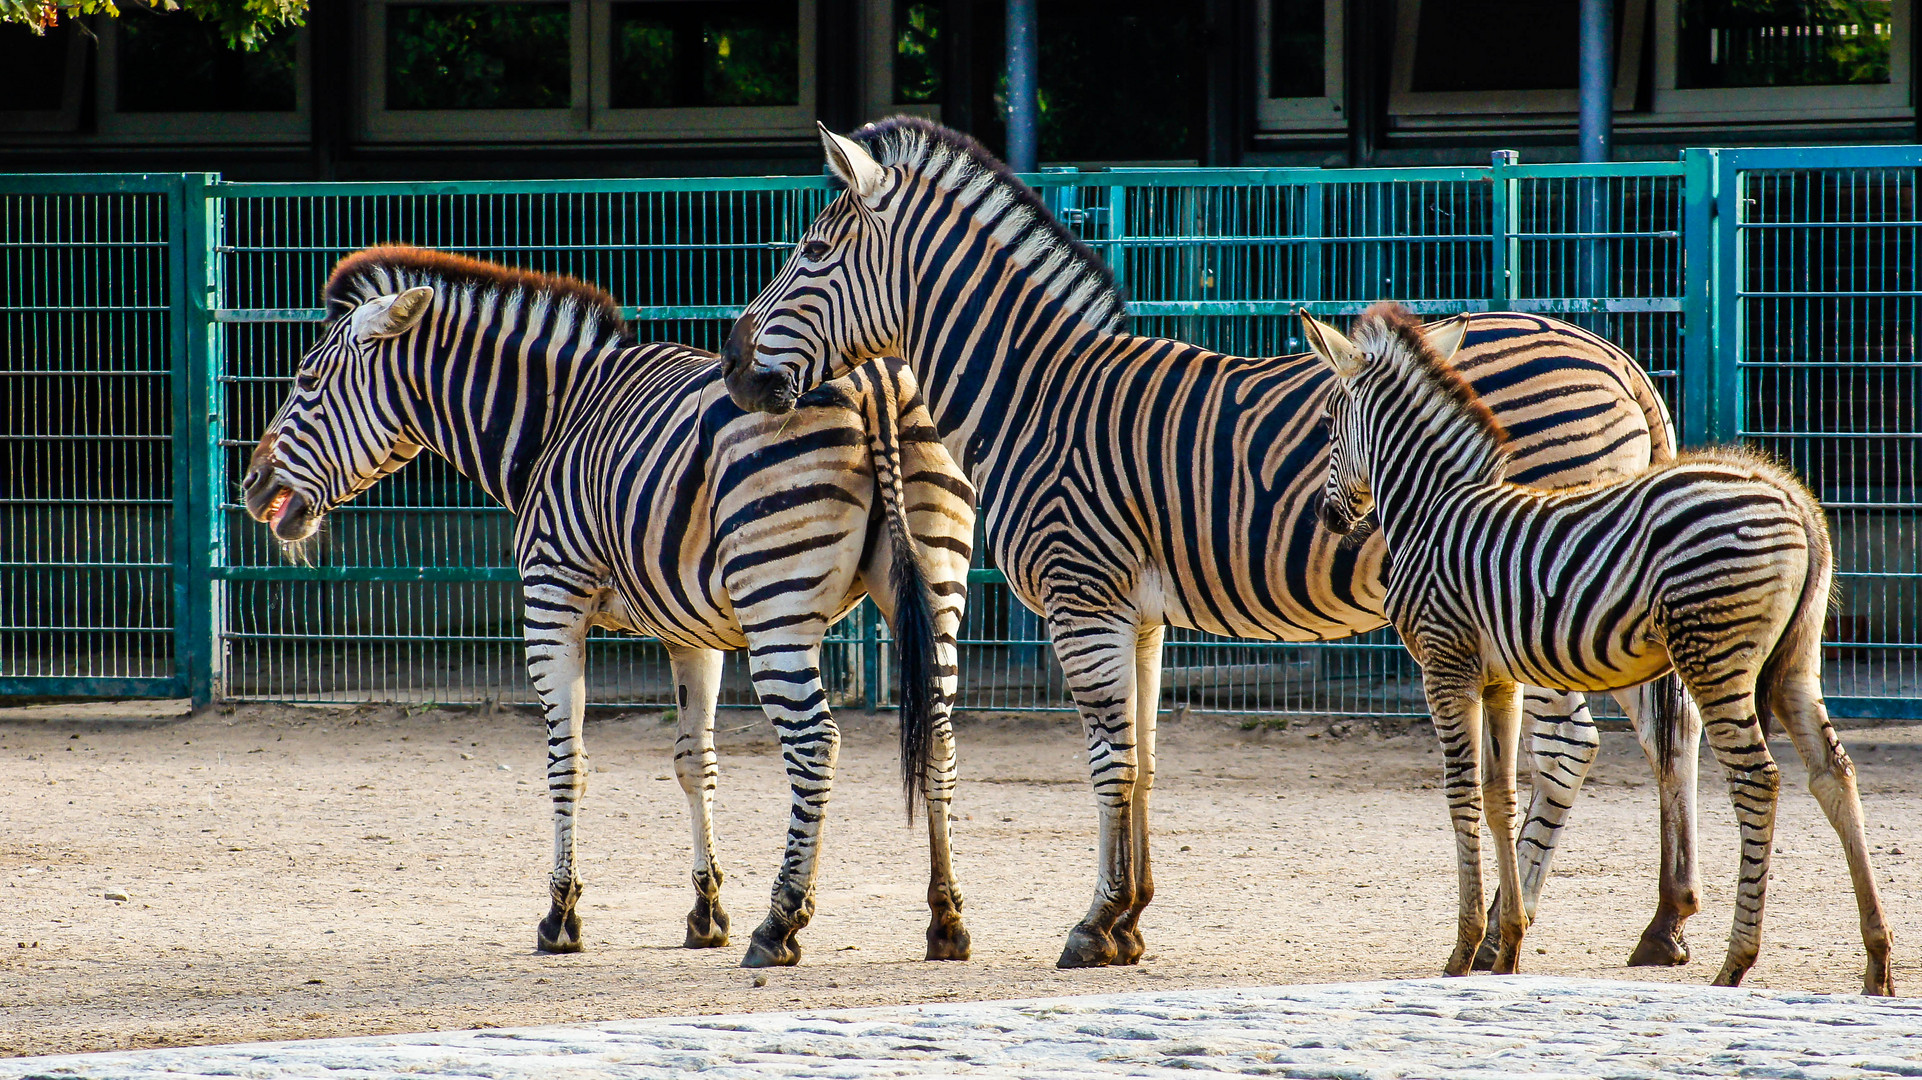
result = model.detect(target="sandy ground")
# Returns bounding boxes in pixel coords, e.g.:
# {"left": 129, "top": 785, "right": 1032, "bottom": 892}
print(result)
{"left": 1, "top": 701, "right": 1917, "bottom": 1057}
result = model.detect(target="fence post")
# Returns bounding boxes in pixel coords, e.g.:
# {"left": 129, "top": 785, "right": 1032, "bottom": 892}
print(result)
{"left": 1489, "top": 151, "right": 1518, "bottom": 308}
{"left": 1679, "top": 148, "right": 1718, "bottom": 448}
{"left": 179, "top": 173, "right": 223, "bottom": 706}
{"left": 860, "top": 600, "right": 881, "bottom": 711}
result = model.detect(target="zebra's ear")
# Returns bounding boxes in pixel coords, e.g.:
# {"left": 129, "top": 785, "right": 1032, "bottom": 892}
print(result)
{"left": 1300, "top": 312, "right": 1366, "bottom": 380}
{"left": 1421, "top": 313, "right": 1471, "bottom": 364}
{"left": 820, "top": 122, "right": 886, "bottom": 202}
{"left": 351, "top": 286, "right": 435, "bottom": 340}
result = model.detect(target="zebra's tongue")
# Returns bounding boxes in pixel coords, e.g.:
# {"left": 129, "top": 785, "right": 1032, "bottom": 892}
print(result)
{"left": 268, "top": 488, "right": 293, "bottom": 528}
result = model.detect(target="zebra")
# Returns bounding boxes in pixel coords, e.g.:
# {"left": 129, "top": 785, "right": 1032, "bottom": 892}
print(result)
{"left": 238, "top": 246, "right": 977, "bottom": 968}
{"left": 718, "top": 115, "right": 1707, "bottom": 969}
{"left": 1305, "top": 301, "right": 1892, "bottom": 994}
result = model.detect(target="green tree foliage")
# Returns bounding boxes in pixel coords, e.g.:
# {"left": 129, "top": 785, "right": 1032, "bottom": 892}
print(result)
{"left": 0, "top": 0, "right": 304, "bottom": 51}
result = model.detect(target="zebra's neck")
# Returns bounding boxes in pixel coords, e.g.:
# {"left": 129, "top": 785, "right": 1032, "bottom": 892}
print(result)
{"left": 383, "top": 295, "right": 623, "bottom": 514}
{"left": 1362, "top": 361, "right": 1512, "bottom": 554}
{"left": 903, "top": 246, "right": 1115, "bottom": 483}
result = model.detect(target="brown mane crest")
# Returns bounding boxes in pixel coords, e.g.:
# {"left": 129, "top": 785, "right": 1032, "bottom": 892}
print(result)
{"left": 323, "top": 245, "right": 630, "bottom": 343}
{"left": 1359, "top": 300, "right": 1509, "bottom": 448}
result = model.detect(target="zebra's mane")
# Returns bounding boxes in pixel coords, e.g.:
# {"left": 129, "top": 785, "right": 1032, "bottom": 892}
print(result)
{"left": 1354, "top": 301, "right": 1509, "bottom": 449}
{"left": 853, "top": 116, "right": 1127, "bottom": 332}
{"left": 323, "top": 246, "right": 632, "bottom": 348}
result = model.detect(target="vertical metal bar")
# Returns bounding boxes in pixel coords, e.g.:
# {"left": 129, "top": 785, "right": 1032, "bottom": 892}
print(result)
{"left": 1711, "top": 151, "right": 1743, "bottom": 444}
{"left": 177, "top": 173, "right": 223, "bottom": 705}
{"left": 1004, "top": 0, "right": 1038, "bottom": 172}
{"left": 1300, "top": 179, "right": 1324, "bottom": 317}
{"left": 1680, "top": 148, "right": 1718, "bottom": 448}
{"left": 1579, "top": 0, "right": 1613, "bottom": 162}
{"left": 1490, "top": 150, "right": 1518, "bottom": 308}
{"left": 860, "top": 599, "right": 880, "bottom": 710}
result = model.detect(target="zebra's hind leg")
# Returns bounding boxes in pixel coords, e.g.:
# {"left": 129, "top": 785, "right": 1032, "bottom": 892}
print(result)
{"left": 741, "top": 635, "right": 838, "bottom": 969}
{"left": 1619, "top": 674, "right": 1703, "bottom": 968}
{"left": 1769, "top": 671, "right": 1893, "bottom": 995}
{"left": 1677, "top": 669, "right": 1778, "bottom": 989}
{"left": 669, "top": 646, "right": 729, "bottom": 948}
{"left": 523, "top": 576, "right": 597, "bottom": 955}
{"left": 1052, "top": 614, "right": 1143, "bottom": 970}
{"left": 1475, "top": 689, "right": 1599, "bottom": 970}
{"left": 920, "top": 596, "right": 970, "bottom": 961}
{"left": 1110, "top": 624, "right": 1165, "bottom": 966}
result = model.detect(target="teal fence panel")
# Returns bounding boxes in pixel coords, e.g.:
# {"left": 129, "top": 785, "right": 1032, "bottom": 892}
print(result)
{"left": 0, "top": 154, "right": 1915, "bottom": 718}
{"left": 1711, "top": 147, "right": 1922, "bottom": 720}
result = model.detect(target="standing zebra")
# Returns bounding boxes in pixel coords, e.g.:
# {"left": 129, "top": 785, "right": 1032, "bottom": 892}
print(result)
{"left": 720, "top": 116, "right": 1706, "bottom": 969}
{"left": 240, "top": 246, "right": 977, "bottom": 968}
{"left": 1306, "top": 301, "right": 1891, "bottom": 994}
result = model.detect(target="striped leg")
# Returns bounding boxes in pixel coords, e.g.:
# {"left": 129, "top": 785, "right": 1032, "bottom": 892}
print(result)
{"left": 1111, "top": 623, "right": 1164, "bottom": 966}
{"left": 1771, "top": 670, "right": 1894, "bottom": 995}
{"left": 1619, "top": 676, "right": 1703, "bottom": 967}
{"left": 921, "top": 590, "right": 970, "bottom": 961}
{"left": 741, "top": 632, "right": 839, "bottom": 968}
{"left": 1480, "top": 680, "right": 1530, "bottom": 973}
{"left": 1674, "top": 670, "right": 1778, "bottom": 989}
{"left": 669, "top": 646, "right": 729, "bottom": 948}
{"left": 1475, "top": 689, "right": 1600, "bottom": 970}
{"left": 1053, "top": 614, "right": 1142, "bottom": 969}
{"left": 524, "top": 576, "right": 596, "bottom": 954}
{"left": 1420, "top": 660, "right": 1492, "bottom": 977}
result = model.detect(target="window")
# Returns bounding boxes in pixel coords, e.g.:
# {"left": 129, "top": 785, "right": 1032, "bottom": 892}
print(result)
{"left": 1389, "top": 0, "right": 1646, "bottom": 120}
{"left": 0, "top": 21, "right": 86, "bottom": 134}
{"left": 1257, "top": 0, "right": 1345, "bottom": 131}
{"left": 96, "top": 6, "right": 308, "bottom": 141}
{"left": 363, "top": 0, "right": 814, "bottom": 142}
{"left": 893, "top": 0, "right": 941, "bottom": 106}
{"left": 1652, "top": 0, "right": 1908, "bottom": 120}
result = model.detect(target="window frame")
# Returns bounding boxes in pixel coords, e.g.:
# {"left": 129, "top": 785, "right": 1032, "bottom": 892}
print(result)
{"left": 862, "top": 0, "right": 939, "bottom": 124}
{"left": 0, "top": 23, "right": 88, "bottom": 134}
{"left": 361, "top": 0, "right": 818, "bottom": 144}
{"left": 1255, "top": 0, "right": 1346, "bottom": 132}
{"left": 1646, "top": 0, "right": 1911, "bottom": 123}
{"left": 92, "top": 14, "right": 311, "bottom": 142}
{"left": 1386, "top": 0, "right": 1647, "bottom": 119}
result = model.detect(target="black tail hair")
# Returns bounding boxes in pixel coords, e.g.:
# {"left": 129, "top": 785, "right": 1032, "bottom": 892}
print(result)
{"left": 1649, "top": 670, "right": 1689, "bottom": 774}
{"left": 864, "top": 369, "right": 939, "bottom": 819}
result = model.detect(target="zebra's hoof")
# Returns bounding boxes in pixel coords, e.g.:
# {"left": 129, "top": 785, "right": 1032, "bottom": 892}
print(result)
{"left": 1056, "top": 924, "right": 1117, "bottom": 969}
{"left": 1865, "top": 958, "right": 1894, "bottom": 997}
{"left": 742, "top": 918, "right": 801, "bottom": 968}
{"left": 684, "top": 902, "right": 730, "bottom": 949}
{"left": 925, "top": 919, "right": 971, "bottom": 961}
{"left": 1113, "top": 924, "right": 1145, "bottom": 966}
{"left": 536, "top": 905, "right": 583, "bottom": 954}
{"left": 1627, "top": 928, "right": 1689, "bottom": 967}
{"left": 1712, "top": 960, "right": 1750, "bottom": 987}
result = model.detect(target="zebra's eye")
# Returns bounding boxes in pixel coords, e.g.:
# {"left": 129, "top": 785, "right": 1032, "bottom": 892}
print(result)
{"left": 295, "top": 372, "right": 321, "bottom": 392}
{"left": 801, "top": 239, "right": 831, "bottom": 261}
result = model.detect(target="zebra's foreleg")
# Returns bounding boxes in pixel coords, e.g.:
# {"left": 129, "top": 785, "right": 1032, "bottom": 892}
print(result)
{"left": 1052, "top": 615, "right": 1141, "bottom": 970}
{"left": 1480, "top": 680, "right": 1530, "bottom": 974}
{"left": 524, "top": 577, "right": 597, "bottom": 954}
{"left": 1110, "top": 623, "right": 1165, "bottom": 966}
{"left": 1476, "top": 689, "right": 1599, "bottom": 970}
{"left": 1420, "top": 662, "right": 1488, "bottom": 977}
{"left": 669, "top": 646, "right": 729, "bottom": 948}
{"left": 742, "top": 637, "right": 838, "bottom": 968}
{"left": 1619, "top": 675, "right": 1703, "bottom": 968}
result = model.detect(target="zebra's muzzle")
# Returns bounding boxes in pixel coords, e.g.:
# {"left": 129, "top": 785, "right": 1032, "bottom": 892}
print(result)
{"left": 1318, "top": 493, "right": 1355, "bottom": 535}
{"left": 721, "top": 312, "right": 798, "bottom": 415}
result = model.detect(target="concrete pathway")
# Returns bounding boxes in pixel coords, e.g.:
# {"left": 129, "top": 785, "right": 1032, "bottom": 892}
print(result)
{"left": 5, "top": 976, "right": 1919, "bottom": 1079}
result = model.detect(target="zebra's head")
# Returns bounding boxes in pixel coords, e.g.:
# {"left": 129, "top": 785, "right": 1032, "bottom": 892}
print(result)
{"left": 723, "top": 117, "right": 1123, "bottom": 415}
{"left": 722, "top": 122, "right": 904, "bottom": 414}
{"left": 1302, "top": 308, "right": 1473, "bottom": 537}
{"left": 241, "top": 286, "right": 436, "bottom": 545}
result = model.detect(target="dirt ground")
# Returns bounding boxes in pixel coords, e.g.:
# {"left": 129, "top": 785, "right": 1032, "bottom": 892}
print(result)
{"left": 1, "top": 700, "right": 1917, "bottom": 1057}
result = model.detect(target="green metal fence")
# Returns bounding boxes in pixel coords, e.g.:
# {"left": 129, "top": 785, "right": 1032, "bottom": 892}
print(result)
{"left": 1, "top": 149, "right": 1915, "bottom": 718}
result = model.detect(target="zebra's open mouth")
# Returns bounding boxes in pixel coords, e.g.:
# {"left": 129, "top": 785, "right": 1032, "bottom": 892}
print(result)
{"left": 266, "top": 488, "right": 292, "bottom": 526}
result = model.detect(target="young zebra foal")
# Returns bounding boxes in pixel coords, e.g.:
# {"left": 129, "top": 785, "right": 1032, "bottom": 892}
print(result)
{"left": 1303, "top": 302, "right": 1892, "bottom": 995}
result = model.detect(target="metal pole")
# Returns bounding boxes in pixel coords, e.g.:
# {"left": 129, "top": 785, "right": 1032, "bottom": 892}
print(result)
{"left": 1005, "top": 0, "right": 1038, "bottom": 171}
{"left": 1578, "top": 0, "right": 1613, "bottom": 162}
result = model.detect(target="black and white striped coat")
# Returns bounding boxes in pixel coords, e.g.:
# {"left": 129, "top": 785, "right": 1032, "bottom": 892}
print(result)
{"left": 720, "top": 117, "right": 1706, "bottom": 970}
{"left": 1307, "top": 301, "right": 1891, "bottom": 995}
{"left": 240, "top": 247, "right": 976, "bottom": 968}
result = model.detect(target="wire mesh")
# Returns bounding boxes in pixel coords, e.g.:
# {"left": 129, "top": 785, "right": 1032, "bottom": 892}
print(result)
{"left": 1737, "top": 165, "right": 1920, "bottom": 708}
{"left": 1, "top": 184, "right": 180, "bottom": 692}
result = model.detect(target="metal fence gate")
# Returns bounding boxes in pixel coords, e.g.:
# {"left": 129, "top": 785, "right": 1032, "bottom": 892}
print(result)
{"left": 1, "top": 149, "right": 1916, "bottom": 719}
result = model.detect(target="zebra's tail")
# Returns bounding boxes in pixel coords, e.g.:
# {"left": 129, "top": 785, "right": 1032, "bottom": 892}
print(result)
{"left": 1648, "top": 670, "right": 1689, "bottom": 774}
{"left": 867, "top": 369, "right": 939, "bottom": 820}
{"left": 1753, "top": 467, "right": 1837, "bottom": 740}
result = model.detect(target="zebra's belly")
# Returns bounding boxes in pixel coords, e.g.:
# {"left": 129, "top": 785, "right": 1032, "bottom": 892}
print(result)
{"left": 1481, "top": 629, "right": 1672, "bottom": 695}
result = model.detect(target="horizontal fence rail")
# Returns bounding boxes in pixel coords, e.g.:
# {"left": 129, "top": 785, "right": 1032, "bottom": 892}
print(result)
{"left": 0, "top": 150, "right": 1917, "bottom": 720}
